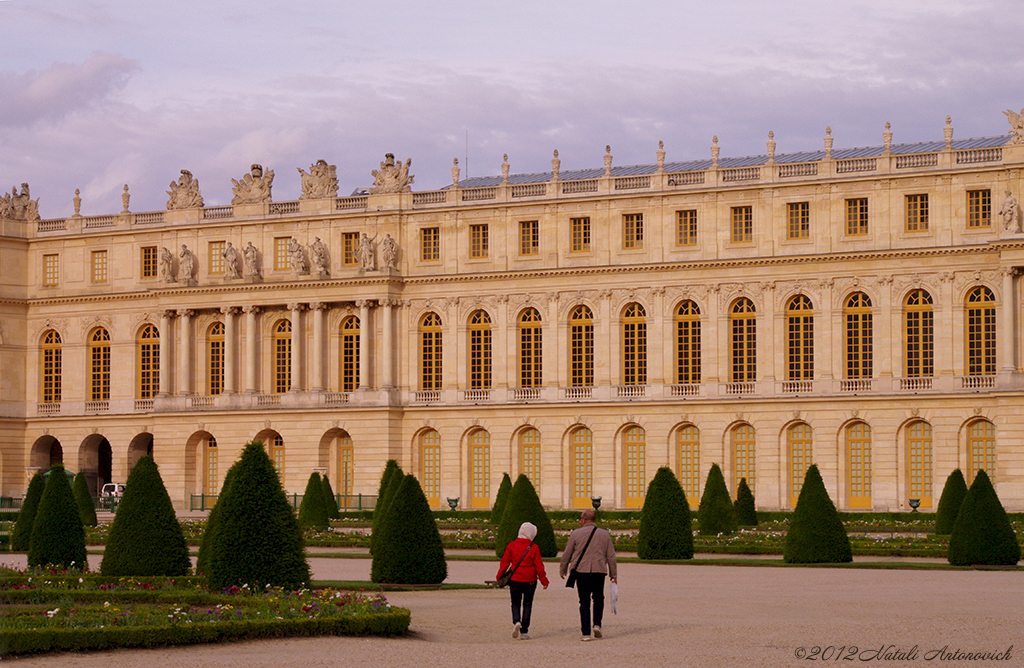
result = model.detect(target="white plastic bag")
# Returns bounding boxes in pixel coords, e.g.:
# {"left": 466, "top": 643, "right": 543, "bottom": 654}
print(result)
{"left": 610, "top": 582, "right": 618, "bottom": 614}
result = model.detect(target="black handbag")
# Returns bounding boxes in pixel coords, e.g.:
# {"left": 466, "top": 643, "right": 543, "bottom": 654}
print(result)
{"left": 565, "top": 525, "right": 598, "bottom": 589}
{"left": 497, "top": 538, "right": 535, "bottom": 588}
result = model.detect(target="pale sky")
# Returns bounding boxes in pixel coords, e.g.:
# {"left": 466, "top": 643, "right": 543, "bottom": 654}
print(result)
{"left": 2, "top": 0, "right": 1022, "bottom": 217}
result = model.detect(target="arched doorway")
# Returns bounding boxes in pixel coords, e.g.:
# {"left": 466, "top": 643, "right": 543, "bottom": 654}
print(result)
{"left": 30, "top": 435, "right": 63, "bottom": 470}
{"left": 79, "top": 435, "right": 113, "bottom": 496}
{"left": 128, "top": 433, "right": 154, "bottom": 471}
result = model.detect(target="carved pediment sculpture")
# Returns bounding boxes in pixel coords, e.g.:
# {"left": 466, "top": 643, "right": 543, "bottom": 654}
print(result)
{"left": 166, "top": 170, "right": 204, "bottom": 209}
{"left": 0, "top": 183, "right": 41, "bottom": 222}
{"left": 381, "top": 233, "right": 398, "bottom": 269}
{"left": 178, "top": 244, "right": 195, "bottom": 280}
{"left": 370, "top": 153, "right": 414, "bottom": 194}
{"left": 231, "top": 164, "right": 274, "bottom": 204}
{"left": 160, "top": 247, "right": 175, "bottom": 282}
{"left": 1004, "top": 107, "right": 1024, "bottom": 145}
{"left": 310, "top": 236, "right": 329, "bottom": 274}
{"left": 298, "top": 159, "right": 339, "bottom": 199}
{"left": 223, "top": 242, "right": 241, "bottom": 278}
{"left": 243, "top": 241, "right": 261, "bottom": 278}
{"left": 287, "top": 237, "right": 306, "bottom": 273}
{"left": 999, "top": 190, "right": 1022, "bottom": 233}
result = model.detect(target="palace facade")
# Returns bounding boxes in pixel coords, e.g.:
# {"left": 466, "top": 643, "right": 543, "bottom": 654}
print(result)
{"left": 4, "top": 113, "right": 1024, "bottom": 513}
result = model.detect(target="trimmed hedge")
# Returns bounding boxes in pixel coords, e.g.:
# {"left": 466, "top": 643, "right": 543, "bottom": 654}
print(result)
{"left": 27, "top": 465, "right": 87, "bottom": 569}
{"left": 783, "top": 464, "right": 852, "bottom": 564}
{"left": 11, "top": 473, "right": 44, "bottom": 552}
{"left": 371, "top": 474, "right": 447, "bottom": 584}
{"left": 698, "top": 464, "right": 737, "bottom": 536}
{"left": 948, "top": 469, "right": 1020, "bottom": 566}
{"left": 735, "top": 477, "right": 758, "bottom": 526}
{"left": 298, "top": 472, "right": 330, "bottom": 530}
{"left": 490, "top": 473, "right": 512, "bottom": 524}
{"left": 321, "top": 474, "right": 340, "bottom": 520}
{"left": 72, "top": 472, "right": 98, "bottom": 527}
{"left": 370, "top": 460, "right": 403, "bottom": 555}
{"left": 934, "top": 469, "right": 968, "bottom": 535}
{"left": 637, "top": 467, "right": 693, "bottom": 560}
{"left": 495, "top": 474, "right": 558, "bottom": 558}
{"left": 196, "top": 463, "right": 238, "bottom": 576}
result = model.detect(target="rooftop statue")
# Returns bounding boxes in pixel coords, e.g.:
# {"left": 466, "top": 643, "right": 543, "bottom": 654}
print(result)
{"left": 370, "top": 153, "right": 414, "bottom": 194}
{"left": 231, "top": 164, "right": 274, "bottom": 204}
{"left": 166, "top": 170, "right": 204, "bottom": 210}
{"left": 298, "top": 159, "right": 339, "bottom": 199}
{"left": 0, "top": 183, "right": 41, "bottom": 222}
{"left": 1004, "top": 108, "right": 1024, "bottom": 145}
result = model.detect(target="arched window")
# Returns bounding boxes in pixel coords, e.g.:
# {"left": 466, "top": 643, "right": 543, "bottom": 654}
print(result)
{"left": 41, "top": 330, "right": 62, "bottom": 403}
{"left": 677, "top": 425, "right": 700, "bottom": 501}
{"left": 137, "top": 324, "right": 160, "bottom": 399}
{"left": 274, "top": 320, "right": 291, "bottom": 393}
{"left": 519, "top": 428, "right": 541, "bottom": 487}
{"left": 844, "top": 293, "right": 873, "bottom": 379}
{"left": 338, "top": 432, "right": 353, "bottom": 505}
{"left": 89, "top": 327, "right": 111, "bottom": 402}
{"left": 730, "top": 299, "right": 756, "bottom": 382}
{"left": 786, "top": 296, "right": 813, "bottom": 381}
{"left": 469, "top": 429, "right": 491, "bottom": 508}
{"left": 420, "top": 429, "right": 441, "bottom": 507}
{"left": 420, "top": 313, "right": 443, "bottom": 391}
{"left": 788, "top": 423, "right": 812, "bottom": 507}
{"left": 204, "top": 435, "right": 218, "bottom": 496}
{"left": 341, "top": 316, "right": 360, "bottom": 391}
{"left": 966, "top": 286, "right": 996, "bottom": 376}
{"left": 569, "top": 305, "right": 594, "bottom": 387}
{"left": 519, "top": 308, "right": 542, "bottom": 388}
{"left": 269, "top": 434, "right": 285, "bottom": 480}
{"left": 622, "top": 303, "right": 647, "bottom": 385}
{"left": 623, "top": 426, "right": 646, "bottom": 508}
{"left": 571, "top": 427, "right": 593, "bottom": 508}
{"left": 968, "top": 419, "right": 996, "bottom": 484}
{"left": 208, "top": 322, "right": 224, "bottom": 396}
{"left": 907, "top": 421, "right": 933, "bottom": 508}
{"left": 675, "top": 301, "right": 701, "bottom": 384}
{"left": 732, "top": 424, "right": 755, "bottom": 494}
{"left": 469, "top": 310, "right": 492, "bottom": 390}
{"left": 847, "top": 422, "right": 872, "bottom": 509}
{"left": 905, "top": 290, "right": 934, "bottom": 378}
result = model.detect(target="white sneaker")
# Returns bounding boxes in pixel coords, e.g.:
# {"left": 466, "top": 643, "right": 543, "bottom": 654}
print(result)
{"left": 593, "top": 625, "right": 602, "bottom": 638}
{"left": 581, "top": 635, "right": 593, "bottom": 642}
{"left": 512, "top": 622, "right": 521, "bottom": 639}
{"left": 520, "top": 633, "right": 531, "bottom": 640}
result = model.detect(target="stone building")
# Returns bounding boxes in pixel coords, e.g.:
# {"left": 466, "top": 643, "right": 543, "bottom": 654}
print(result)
{"left": 3, "top": 111, "right": 1024, "bottom": 513}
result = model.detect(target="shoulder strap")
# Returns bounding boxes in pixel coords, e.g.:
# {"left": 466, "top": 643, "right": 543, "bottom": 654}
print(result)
{"left": 572, "top": 525, "right": 599, "bottom": 571}
{"left": 507, "top": 538, "right": 536, "bottom": 577}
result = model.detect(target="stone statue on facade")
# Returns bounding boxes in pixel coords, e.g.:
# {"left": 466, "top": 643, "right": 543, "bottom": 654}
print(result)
{"left": 382, "top": 233, "right": 398, "bottom": 269}
{"left": 358, "top": 232, "right": 377, "bottom": 270}
{"left": 179, "top": 244, "right": 195, "bottom": 281}
{"left": 287, "top": 237, "right": 307, "bottom": 273}
{"left": 370, "top": 153, "right": 414, "bottom": 193}
{"left": 243, "top": 241, "right": 260, "bottom": 278}
{"left": 223, "top": 241, "right": 241, "bottom": 278}
{"left": 298, "top": 160, "right": 339, "bottom": 199}
{"left": 166, "top": 170, "right": 204, "bottom": 210}
{"left": 1004, "top": 107, "right": 1024, "bottom": 145}
{"left": 231, "top": 164, "right": 274, "bottom": 204}
{"left": 310, "top": 236, "right": 329, "bottom": 275}
{"left": 0, "top": 183, "right": 41, "bottom": 222}
{"left": 1000, "top": 190, "right": 1021, "bottom": 232}
{"left": 160, "top": 247, "right": 174, "bottom": 282}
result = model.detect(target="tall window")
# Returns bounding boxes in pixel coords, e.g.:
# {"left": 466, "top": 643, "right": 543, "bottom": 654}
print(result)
{"left": 571, "top": 217, "right": 591, "bottom": 252}
{"left": 342, "top": 232, "right": 359, "bottom": 265}
{"left": 337, "top": 433, "right": 354, "bottom": 505}
{"left": 905, "top": 289, "right": 934, "bottom": 378}
{"left": 420, "top": 312, "right": 443, "bottom": 390}
{"left": 675, "top": 301, "right": 701, "bottom": 384}
{"left": 731, "top": 206, "right": 752, "bottom": 243}
{"left": 622, "top": 303, "right": 647, "bottom": 385}
{"left": 208, "top": 322, "right": 225, "bottom": 395}
{"left": 788, "top": 423, "right": 812, "bottom": 507}
{"left": 204, "top": 436, "right": 218, "bottom": 496}
{"left": 845, "top": 293, "right": 873, "bottom": 379}
{"left": 572, "top": 427, "right": 593, "bottom": 508}
{"left": 519, "top": 308, "right": 542, "bottom": 388}
{"left": 89, "top": 327, "right": 111, "bottom": 401}
{"left": 41, "top": 330, "right": 62, "bottom": 403}
{"left": 968, "top": 420, "right": 996, "bottom": 484}
{"left": 421, "top": 227, "right": 439, "bottom": 261}
{"left": 520, "top": 428, "right": 541, "bottom": 486}
{"left": 624, "top": 426, "right": 646, "bottom": 508}
{"left": 623, "top": 213, "right": 643, "bottom": 249}
{"left": 967, "top": 189, "right": 991, "bottom": 228}
{"left": 905, "top": 194, "right": 929, "bottom": 232}
{"left": 570, "top": 305, "right": 594, "bottom": 387}
{"left": 847, "top": 422, "right": 872, "bottom": 509}
{"left": 676, "top": 210, "right": 697, "bottom": 246}
{"left": 137, "top": 324, "right": 159, "bottom": 399}
{"left": 469, "top": 310, "right": 492, "bottom": 389}
{"left": 907, "top": 421, "right": 933, "bottom": 508}
{"left": 269, "top": 435, "right": 285, "bottom": 480}
{"left": 141, "top": 246, "right": 157, "bottom": 278}
{"left": 420, "top": 429, "right": 441, "bottom": 507}
{"left": 341, "top": 316, "right": 360, "bottom": 391}
{"left": 91, "top": 250, "right": 108, "bottom": 282}
{"left": 787, "top": 202, "right": 810, "bottom": 239}
{"left": 677, "top": 425, "right": 700, "bottom": 500}
{"left": 274, "top": 319, "right": 291, "bottom": 393}
{"left": 966, "top": 286, "right": 996, "bottom": 376}
{"left": 846, "top": 198, "right": 869, "bottom": 236}
{"left": 209, "top": 241, "right": 226, "bottom": 274}
{"left": 732, "top": 424, "right": 755, "bottom": 494}
{"left": 786, "top": 295, "right": 814, "bottom": 381}
{"left": 470, "top": 429, "right": 491, "bottom": 508}
{"left": 470, "top": 224, "right": 489, "bottom": 258}
{"left": 274, "top": 237, "right": 290, "bottom": 271}
{"left": 43, "top": 254, "right": 59, "bottom": 286}
{"left": 730, "top": 299, "right": 756, "bottom": 382}
{"left": 519, "top": 220, "right": 539, "bottom": 256}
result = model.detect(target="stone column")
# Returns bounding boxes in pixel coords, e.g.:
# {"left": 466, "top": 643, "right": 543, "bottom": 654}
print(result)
{"left": 243, "top": 305, "right": 260, "bottom": 393}
{"left": 287, "top": 303, "right": 305, "bottom": 392}
{"left": 357, "top": 299, "right": 372, "bottom": 389}
{"left": 177, "top": 309, "right": 195, "bottom": 395}
{"left": 221, "top": 306, "right": 239, "bottom": 394}
{"left": 380, "top": 298, "right": 395, "bottom": 389}
{"left": 311, "top": 302, "right": 327, "bottom": 392}
{"left": 1000, "top": 267, "right": 1017, "bottom": 372}
{"left": 158, "top": 310, "right": 175, "bottom": 396}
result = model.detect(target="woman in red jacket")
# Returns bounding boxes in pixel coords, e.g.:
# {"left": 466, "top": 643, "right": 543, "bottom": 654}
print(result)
{"left": 496, "top": 521, "right": 549, "bottom": 640}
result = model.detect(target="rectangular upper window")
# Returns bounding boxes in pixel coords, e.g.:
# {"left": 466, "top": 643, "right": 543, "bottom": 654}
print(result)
{"left": 342, "top": 232, "right": 359, "bottom": 265}
{"left": 905, "top": 194, "right": 929, "bottom": 232}
{"left": 470, "top": 224, "right": 489, "bottom": 258}
{"left": 846, "top": 198, "right": 869, "bottom": 236}
{"left": 421, "top": 227, "right": 439, "bottom": 262}
{"left": 731, "top": 206, "right": 753, "bottom": 243}
{"left": 968, "top": 190, "right": 991, "bottom": 228}
{"left": 623, "top": 213, "right": 643, "bottom": 249}
{"left": 274, "top": 237, "right": 290, "bottom": 271}
{"left": 141, "top": 246, "right": 157, "bottom": 278}
{"left": 571, "top": 217, "right": 591, "bottom": 252}
{"left": 43, "top": 253, "right": 59, "bottom": 286}
{"left": 91, "top": 250, "right": 108, "bottom": 283}
{"left": 519, "top": 220, "right": 539, "bottom": 256}
{"left": 209, "top": 241, "right": 226, "bottom": 274}
{"left": 787, "top": 202, "right": 810, "bottom": 240}
{"left": 676, "top": 210, "right": 697, "bottom": 246}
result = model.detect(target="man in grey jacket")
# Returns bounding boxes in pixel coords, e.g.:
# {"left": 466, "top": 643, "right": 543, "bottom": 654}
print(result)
{"left": 559, "top": 509, "right": 618, "bottom": 641}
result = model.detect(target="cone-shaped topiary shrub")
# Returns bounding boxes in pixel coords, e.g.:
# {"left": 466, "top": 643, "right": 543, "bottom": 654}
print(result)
{"left": 637, "top": 467, "right": 693, "bottom": 560}
{"left": 196, "top": 462, "right": 238, "bottom": 577}
{"left": 948, "top": 469, "right": 1020, "bottom": 566}
{"left": 298, "top": 471, "right": 329, "bottom": 530}
{"left": 206, "top": 441, "right": 310, "bottom": 589}
{"left": 27, "top": 465, "right": 87, "bottom": 569}
{"left": 72, "top": 471, "right": 98, "bottom": 527}
{"left": 100, "top": 456, "right": 191, "bottom": 576}
{"left": 698, "top": 464, "right": 737, "bottom": 536}
{"left": 495, "top": 474, "right": 558, "bottom": 558}
{"left": 370, "top": 460, "right": 403, "bottom": 555}
{"left": 321, "top": 474, "right": 340, "bottom": 520}
{"left": 11, "top": 472, "right": 45, "bottom": 552}
{"left": 934, "top": 469, "right": 968, "bottom": 535}
{"left": 735, "top": 477, "right": 758, "bottom": 526}
{"left": 783, "top": 464, "right": 852, "bottom": 564}
{"left": 490, "top": 473, "right": 513, "bottom": 524}
{"left": 370, "top": 474, "right": 447, "bottom": 584}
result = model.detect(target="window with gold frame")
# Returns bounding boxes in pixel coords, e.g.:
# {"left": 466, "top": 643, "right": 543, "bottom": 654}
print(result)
{"left": 208, "top": 322, "right": 224, "bottom": 396}
{"left": 91, "top": 250, "right": 108, "bottom": 283}
{"left": 420, "top": 429, "right": 441, "bottom": 507}
{"left": 469, "top": 310, "right": 492, "bottom": 389}
{"left": 905, "top": 194, "right": 929, "bottom": 232}
{"left": 904, "top": 289, "right": 934, "bottom": 378}
{"left": 847, "top": 422, "right": 872, "bottom": 509}
{"left": 43, "top": 253, "right": 59, "bottom": 286}
{"left": 731, "top": 206, "right": 752, "bottom": 243}
{"left": 730, "top": 299, "right": 756, "bottom": 382}
{"left": 519, "top": 308, "right": 542, "bottom": 388}
{"left": 967, "top": 189, "right": 991, "bottom": 228}
{"left": 968, "top": 419, "right": 996, "bottom": 484}
{"left": 341, "top": 316, "right": 360, "bottom": 391}
{"left": 846, "top": 198, "right": 869, "bottom": 236}
{"left": 622, "top": 303, "right": 647, "bottom": 385}
{"left": 677, "top": 425, "right": 700, "bottom": 500}
{"left": 788, "top": 423, "right": 812, "bottom": 508}
{"left": 732, "top": 424, "right": 756, "bottom": 495}
{"left": 675, "top": 301, "right": 701, "bottom": 384}
{"left": 519, "top": 220, "right": 539, "bottom": 256}
{"left": 519, "top": 428, "right": 541, "bottom": 487}
{"left": 786, "top": 295, "right": 814, "bottom": 381}
{"left": 420, "top": 312, "right": 443, "bottom": 390}
{"left": 274, "top": 237, "right": 290, "bottom": 271}
{"left": 209, "top": 241, "right": 226, "bottom": 274}
{"left": 274, "top": 319, "right": 292, "bottom": 393}
{"left": 676, "top": 210, "right": 697, "bottom": 246}
{"left": 623, "top": 426, "right": 646, "bottom": 508}
{"left": 342, "top": 232, "right": 359, "bottom": 265}
{"left": 141, "top": 246, "right": 157, "bottom": 279}
{"left": 623, "top": 213, "right": 643, "bottom": 249}
{"left": 337, "top": 433, "right": 353, "bottom": 507}
{"left": 269, "top": 434, "right": 285, "bottom": 480}
{"left": 571, "top": 427, "right": 593, "bottom": 508}
{"left": 136, "top": 324, "right": 160, "bottom": 399}
{"left": 569, "top": 305, "right": 594, "bottom": 387}
{"left": 571, "top": 217, "right": 591, "bottom": 252}
{"left": 421, "top": 227, "right": 439, "bottom": 262}
{"left": 204, "top": 436, "right": 218, "bottom": 496}
{"left": 41, "top": 330, "right": 62, "bottom": 403}
{"left": 844, "top": 293, "right": 873, "bottom": 379}
{"left": 89, "top": 327, "right": 111, "bottom": 401}
{"left": 907, "top": 421, "right": 932, "bottom": 508}
{"left": 469, "top": 429, "right": 491, "bottom": 509}
{"left": 787, "top": 202, "right": 809, "bottom": 239}
{"left": 966, "top": 286, "right": 996, "bottom": 376}
{"left": 470, "top": 224, "right": 488, "bottom": 258}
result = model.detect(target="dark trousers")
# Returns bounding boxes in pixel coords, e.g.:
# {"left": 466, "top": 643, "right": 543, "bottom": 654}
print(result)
{"left": 575, "top": 572, "right": 606, "bottom": 636}
{"left": 509, "top": 580, "right": 537, "bottom": 633}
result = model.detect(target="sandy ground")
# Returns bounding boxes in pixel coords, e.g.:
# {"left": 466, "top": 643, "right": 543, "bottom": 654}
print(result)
{"left": 3, "top": 553, "right": 1022, "bottom": 667}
